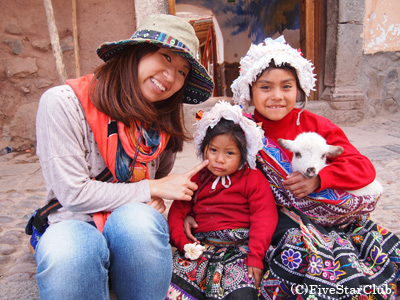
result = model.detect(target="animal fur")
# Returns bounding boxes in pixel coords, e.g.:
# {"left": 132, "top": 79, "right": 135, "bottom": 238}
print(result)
{"left": 278, "top": 132, "right": 382, "bottom": 196}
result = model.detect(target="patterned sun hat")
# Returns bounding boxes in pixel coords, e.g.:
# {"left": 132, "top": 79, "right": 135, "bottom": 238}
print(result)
{"left": 231, "top": 36, "right": 316, "bottom": 110}
{"left": 97, "top": 14, "right": 214, "bottom": 104}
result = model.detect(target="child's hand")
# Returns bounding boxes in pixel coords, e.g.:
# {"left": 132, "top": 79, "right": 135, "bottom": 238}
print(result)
{"left": 283, "top": 172, "right": 321, "bottom": 198}
{"left": 183, "top": 215, "right": 199, "bottom": 243}
{"left": 248, "top": 266, "right": 263, "bottom": 289}
{"left": 147, "top": 197, "right": 166, "bottom": 214}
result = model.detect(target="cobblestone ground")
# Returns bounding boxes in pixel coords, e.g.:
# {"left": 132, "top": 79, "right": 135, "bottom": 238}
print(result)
{"left": 0, "top": 112, "right": 399, "bottom": 299}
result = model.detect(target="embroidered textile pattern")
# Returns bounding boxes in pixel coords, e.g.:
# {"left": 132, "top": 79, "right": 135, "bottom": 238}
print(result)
{"left": 256, "top": 133, "right": 400, "bottom": 299}
{"left": 168, "top": 229, "right": 258, "bottom": 300}
{"left": 259, "top": 214, "right": 400, "bottom": 299}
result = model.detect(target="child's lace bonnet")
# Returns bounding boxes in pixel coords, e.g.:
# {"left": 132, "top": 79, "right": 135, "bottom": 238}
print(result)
{"left": 194, "top": 101, "right": 264, "bottom": 169}
{"left": 231, "top": 36, "right": 316, "bottom": 110}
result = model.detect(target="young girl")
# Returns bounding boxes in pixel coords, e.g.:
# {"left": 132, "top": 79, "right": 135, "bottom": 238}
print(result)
{"left": 33, "top": 14, "right": 213, "bottom": 300}
{"left": 230, "top": 37, "right": 400, "bottom": 299}
{"left": 167, "top": 101, "right": 278, "bottom": 300}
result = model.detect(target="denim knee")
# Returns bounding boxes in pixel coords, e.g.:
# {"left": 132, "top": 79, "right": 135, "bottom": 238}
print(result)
{"left": 35, "top": 220, "right": 110, "bottom": 300}
{"left": 103, "top": 203, "right": 172, "bottom": 300}
{"left": 103, "top": 202, "right": 169, "bottom": 237}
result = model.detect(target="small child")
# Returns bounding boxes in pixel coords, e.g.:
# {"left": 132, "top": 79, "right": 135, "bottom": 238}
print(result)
{"left": 167, "top": 101, "right": 278, "bottom": 300}
{"left": 231, "top": 37, "right": 400, "bottom": 299}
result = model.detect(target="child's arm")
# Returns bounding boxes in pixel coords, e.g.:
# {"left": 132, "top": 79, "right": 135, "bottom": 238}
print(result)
{"left": 283, "top": 120, "right": 376, "bottom": 197}
{"left": 247, "top": 266, "right": 263, "bottom": 289}
{"left": 183, "top": 215, "right": 199, "bottom": 243}
{"left": 168, "top": 199, "right": 193, "bottom": 251}
{"left": 318, "top": 121, "right": 376, "bottom": 191}
{"left": 246, "top": 169, "right": 278, "bottom": 269}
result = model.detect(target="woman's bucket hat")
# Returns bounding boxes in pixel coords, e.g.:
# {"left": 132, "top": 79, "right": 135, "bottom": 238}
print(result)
{"left": 97, "top": 14, "right": 214, "bottom": 104}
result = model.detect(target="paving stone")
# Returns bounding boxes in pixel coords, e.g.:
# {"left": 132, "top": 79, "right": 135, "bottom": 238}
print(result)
{"left": 0, "top": 244, "right": 15, "bottom": 255}
{"left": 0, "top": 235, "right": 21, "bottom": 245}
{"left": 0, "top": 216, "right": 15, "bottom": 224}
{"left": 383, "top": 144, "right": 400, "bottom": 155}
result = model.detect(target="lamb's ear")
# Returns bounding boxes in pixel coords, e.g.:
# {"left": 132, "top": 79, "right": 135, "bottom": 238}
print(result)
{"left": 327, "top": 145, "right": 344, "bottom": 157}
{"left": 278, "top": 138, "right": 293, "bottom": 151}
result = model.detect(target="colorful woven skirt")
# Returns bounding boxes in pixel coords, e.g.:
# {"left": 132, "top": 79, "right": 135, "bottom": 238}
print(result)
{"left": 167, "top": 229, "right": 258, "bottom": 300}
{"left": 258, "top": 207, "right": 400, "bottom": 300}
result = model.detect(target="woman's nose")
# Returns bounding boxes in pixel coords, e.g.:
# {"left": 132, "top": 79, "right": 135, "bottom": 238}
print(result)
{"left": 163, "top": 67, "right": 175, "bottom": 82}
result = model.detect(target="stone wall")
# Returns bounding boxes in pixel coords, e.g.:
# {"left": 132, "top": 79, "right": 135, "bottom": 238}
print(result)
{"left": 0, "top": 0, "right": 135, "bottom": 152}
{"left": 361, "top": 52, "right": 400, "bottom": 117}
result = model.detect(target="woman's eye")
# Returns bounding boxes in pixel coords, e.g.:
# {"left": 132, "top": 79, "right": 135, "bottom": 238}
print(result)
{"left": 163, "top": 54, "right": 171, "bottom": 62}
{"left": 261, "top": 85, "right": 270, "bottom": 90}
{"left": 209, "top": 148, "right": 217, "bottom": 153}
{"left": 178, "top": 70, "right": 187, "bottom": 77}
{"left": 283, "top": 84, "right": 292, "bottom": 89}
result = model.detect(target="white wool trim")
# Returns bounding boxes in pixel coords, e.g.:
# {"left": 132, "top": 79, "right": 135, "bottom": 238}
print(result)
{"left": 231, "top": 36, "right": 316, "bottom": 110}
{"left": 194, "top": 100, "right": 264, "bottom": 169}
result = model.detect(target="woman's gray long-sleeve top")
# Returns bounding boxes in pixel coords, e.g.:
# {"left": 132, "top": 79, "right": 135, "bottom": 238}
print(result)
{"left": 36, "top": 85, "right": 176, "bottom": 225}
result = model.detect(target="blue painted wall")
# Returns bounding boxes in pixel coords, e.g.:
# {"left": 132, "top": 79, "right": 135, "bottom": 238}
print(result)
{"left": 177, "top": 0, "right": 299, "bottom": 44}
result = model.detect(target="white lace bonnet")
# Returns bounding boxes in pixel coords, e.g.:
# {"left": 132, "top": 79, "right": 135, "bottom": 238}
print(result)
{"left": 231, "top": 36, "right": 316, "bottom": 110}
{"left": 193, "top": 100, "right": 264, "bottom": 169}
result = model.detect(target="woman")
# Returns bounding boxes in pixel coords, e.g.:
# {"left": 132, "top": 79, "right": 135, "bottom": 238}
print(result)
{"left": 34, "top": 14, "right": 213, "bottom": 300}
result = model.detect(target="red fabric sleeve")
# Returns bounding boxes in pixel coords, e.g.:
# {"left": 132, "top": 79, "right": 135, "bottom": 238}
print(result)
{"left": 316, "top": 121, "right": 376, "bottom": 191}
{"left": 245, "top": 170, "right": 278, "bottom": 269}
{"left": 167, "top": 198, "right": 193, "bottom": 251}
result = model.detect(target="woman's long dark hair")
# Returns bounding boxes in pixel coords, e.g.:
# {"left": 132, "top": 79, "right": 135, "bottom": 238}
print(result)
{"left": 90, "top": 44, "right": 189, "bottom": 152}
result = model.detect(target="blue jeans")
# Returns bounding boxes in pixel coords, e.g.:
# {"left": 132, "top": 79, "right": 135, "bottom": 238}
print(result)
{"left": 35, "top": 203, "right": 172, "bottom": 300}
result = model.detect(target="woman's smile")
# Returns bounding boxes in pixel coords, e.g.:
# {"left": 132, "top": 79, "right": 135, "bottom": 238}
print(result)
{"left": 150, "top": 77, "right": 166, "bottom": 92}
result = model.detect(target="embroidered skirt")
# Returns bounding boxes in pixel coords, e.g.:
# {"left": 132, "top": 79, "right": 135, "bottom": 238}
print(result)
{"left": 167, "top": 229, "right": 258, "bottom": 300}
{"left": 258, "top": 207, "right": 400, "bottom": 300}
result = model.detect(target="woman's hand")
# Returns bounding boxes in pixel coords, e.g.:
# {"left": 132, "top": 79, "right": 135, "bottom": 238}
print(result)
{"left": 149, "top": 160, "right": 209, "bottom": 201}
{"left": 147, "top": 197, "right": 166, "bottom": 214}
{"left": 248, "top": 266, "right": 263, "bottom": 289}
{"left": 283, "top": 172, "right": 321, "bottom": 198}
{"left": 183, "top": 215, "right": 198, "bottom": 243}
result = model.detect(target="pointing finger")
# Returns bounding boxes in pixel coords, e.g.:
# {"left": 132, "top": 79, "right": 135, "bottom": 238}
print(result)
{"left": 184, "top": 160, "right": 209, "bottom": 178}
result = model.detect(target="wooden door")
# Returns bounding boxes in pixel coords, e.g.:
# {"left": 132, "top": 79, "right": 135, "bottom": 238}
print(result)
{"left": 300, "top": 0, "right": 327, "bottom": 100}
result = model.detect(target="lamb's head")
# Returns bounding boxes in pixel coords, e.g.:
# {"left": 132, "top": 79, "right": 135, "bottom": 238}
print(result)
{"left": 277, "top": 132, "right": 344, "bottom": 178}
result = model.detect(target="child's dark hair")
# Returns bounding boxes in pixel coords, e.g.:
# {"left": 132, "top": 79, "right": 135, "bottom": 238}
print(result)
{"left": 252, "top": 59, "right": 306, "bottom": 106}
{"left": 200, "top": 118, "right": 248, "bottom": 170}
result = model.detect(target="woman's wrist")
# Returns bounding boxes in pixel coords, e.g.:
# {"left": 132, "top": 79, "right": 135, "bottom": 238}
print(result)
{"left": 148, "top": 179, "right": 160, "bottom": 198}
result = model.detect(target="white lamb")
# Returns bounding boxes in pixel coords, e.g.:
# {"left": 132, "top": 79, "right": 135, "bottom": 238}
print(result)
{"left": 277, "top": 132, "right": 383, "bottom": 197}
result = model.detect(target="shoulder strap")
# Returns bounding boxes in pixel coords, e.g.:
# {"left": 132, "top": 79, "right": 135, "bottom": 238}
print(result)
{"left": 25, "top": 167, "right": 112, "bottom": 234}
{"left": 93, "top": 166, "right": 113, "bottom": 182}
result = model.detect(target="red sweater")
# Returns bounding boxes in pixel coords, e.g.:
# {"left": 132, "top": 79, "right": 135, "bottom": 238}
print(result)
{"left": 253, "top": 108, "right": 376, "bottom": 191}
{"left": 168, "top": 167, "right": 278, "bottom": 269}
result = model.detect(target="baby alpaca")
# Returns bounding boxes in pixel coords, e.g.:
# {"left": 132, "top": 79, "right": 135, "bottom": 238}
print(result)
{"left": 278, "top": 132, "right": 382, "bottom": 197}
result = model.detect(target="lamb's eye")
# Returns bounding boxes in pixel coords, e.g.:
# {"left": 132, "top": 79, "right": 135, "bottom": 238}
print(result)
{"left": 322, "top": 154, "right": 326, "bottom": 160}
{"left": 295, "top": 152, "right": 301, "bottom": 158}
